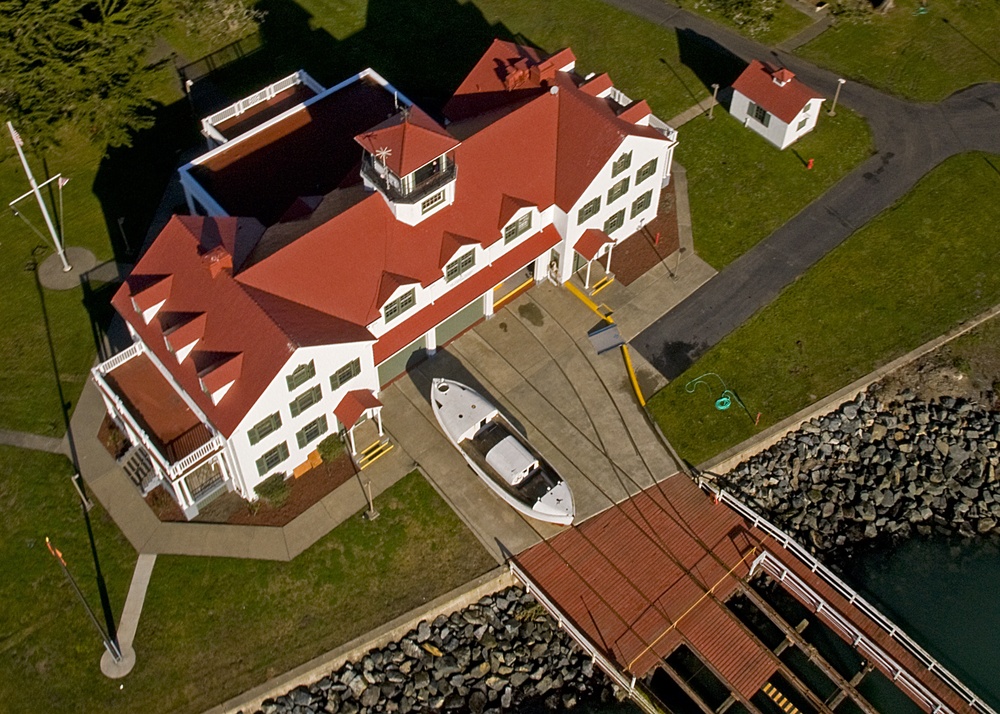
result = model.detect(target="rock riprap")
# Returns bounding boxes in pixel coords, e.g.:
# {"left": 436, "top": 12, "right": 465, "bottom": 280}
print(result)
{"left": 252, "top": 587, "right": 620, "bottom": 714}
{"left": 712, "top": 388, "right": 1000, "bottom": 553}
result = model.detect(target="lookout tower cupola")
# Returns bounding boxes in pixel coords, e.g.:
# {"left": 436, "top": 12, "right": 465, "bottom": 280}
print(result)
{"left": 355, "top": 107, "right": 460, "bottom": 226}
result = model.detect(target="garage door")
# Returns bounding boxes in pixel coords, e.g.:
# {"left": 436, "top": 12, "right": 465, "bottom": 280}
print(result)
{"left": 436, "top": 297, "right": 484, "bottom": 346}
{"left": 377, "top": 338, "right": 426, "bottom": 386}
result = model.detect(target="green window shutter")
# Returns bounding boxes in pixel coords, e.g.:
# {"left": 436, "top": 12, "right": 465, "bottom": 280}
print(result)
{"left": 256, "top": 456, "right": 267, "bottom": 476}
{"left": 297, "top": 430, "right": 306, "bottom": 449}
{"left": 278, "top": 442, "right": 289, "bottom": 461}
{"left": 317, "top": 415, "right": 328, "bottom": 437}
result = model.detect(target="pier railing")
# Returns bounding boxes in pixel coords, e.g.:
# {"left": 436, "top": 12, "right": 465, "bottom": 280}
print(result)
{"left": 700, "top": 481, "right": 997, "bottom": 714}
{"left": 507, "top": 561, "right": 663, "bottom": 714}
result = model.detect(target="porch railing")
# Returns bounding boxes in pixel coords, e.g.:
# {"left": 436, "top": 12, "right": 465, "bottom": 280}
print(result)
{"left": 701, "top": 481, "right": 996, "bottom": 714}
{"left": 95, "top": 340, "right": 145, "bottom": 374}
{"left": 170, "top": 435, "right": 225, "bottom": 478}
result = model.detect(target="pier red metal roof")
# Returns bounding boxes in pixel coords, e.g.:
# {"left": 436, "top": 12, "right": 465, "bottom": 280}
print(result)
{"left": 515, "top": 474, "right": 980, "bottom": 713}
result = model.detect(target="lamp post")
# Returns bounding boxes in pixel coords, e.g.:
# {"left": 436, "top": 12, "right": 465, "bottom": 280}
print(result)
{"left": 828, "top": 78, "right": 846, "bottom": 117}
{"left": 708, "top": 83, "right": 720, "bottom": 120}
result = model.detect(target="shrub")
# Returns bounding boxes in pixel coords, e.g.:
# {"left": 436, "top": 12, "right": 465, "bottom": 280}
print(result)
{"left": 317, "top": 433, "right": 345, "bottom": 464}
{"left": 255, "top": 472, "right": 291, "bottom": 508}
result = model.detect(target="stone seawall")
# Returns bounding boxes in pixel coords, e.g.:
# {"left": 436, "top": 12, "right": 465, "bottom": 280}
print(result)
{"left": 250, "top": 587, "right": 621, "bottom": 714}
{"left": 709, "top": 387, "right": 1000, "bottom": 554}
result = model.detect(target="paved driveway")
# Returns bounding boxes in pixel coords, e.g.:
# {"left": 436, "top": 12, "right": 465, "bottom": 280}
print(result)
{"left": 380, "top": 281, "right": 682, "bottom": 561}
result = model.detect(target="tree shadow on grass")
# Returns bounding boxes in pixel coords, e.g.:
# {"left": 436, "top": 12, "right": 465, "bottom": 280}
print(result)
{"left": 676, "top": 27, "right": 747, "bottom": 96}
{"left": 91, "top": 0, "right": 521, "bottom": 268}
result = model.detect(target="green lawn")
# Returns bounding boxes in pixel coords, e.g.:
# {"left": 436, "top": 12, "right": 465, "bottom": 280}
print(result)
{"left": 648, "top": 152, "right": 1000, "bottom": 466}
{"left": 678, "top": 106, "right": 873, "bottom": 269}
{"left": 0, "top": 458, "right": 496, "bottom": 714}
{"left": 680, "top": 0, "right": 815, "bottom": 46}
{"left": 797, "top": 0, "right": 1000, "bottom": 102}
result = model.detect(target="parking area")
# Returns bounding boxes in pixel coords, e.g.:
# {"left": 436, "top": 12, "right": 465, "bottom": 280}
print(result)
{"left": 380, "top": 280, "right": 685, "bottom": 561}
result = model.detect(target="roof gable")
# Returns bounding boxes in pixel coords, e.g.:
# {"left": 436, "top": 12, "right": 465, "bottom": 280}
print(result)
{"left": 732, "top": 60, "right": 824, "bottom": 124}
{"left": 354, "top": 107, "right": 460, "bottom": 177}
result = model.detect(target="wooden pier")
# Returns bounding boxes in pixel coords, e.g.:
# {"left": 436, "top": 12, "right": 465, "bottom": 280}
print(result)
{"left": 511, "top": 473, "right": 994, "bottom": 714}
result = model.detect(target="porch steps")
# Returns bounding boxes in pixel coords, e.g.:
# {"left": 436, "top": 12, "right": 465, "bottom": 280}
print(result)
{"left": 358, "top": 439, "right": 393, "bottom": 469}
{"left": 590, "top": 275, "right": 615, "bottom": 296}
{"left": 120, "top": 446, "right": 157, "bottom": 495}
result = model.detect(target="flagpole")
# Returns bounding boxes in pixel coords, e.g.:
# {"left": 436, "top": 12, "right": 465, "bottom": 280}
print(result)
{"left": 6, "top": 122, "right": 72, "bottom": 272}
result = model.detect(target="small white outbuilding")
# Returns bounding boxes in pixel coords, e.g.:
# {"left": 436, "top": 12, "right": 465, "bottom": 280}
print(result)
{"left": 730, "top": 60, "right": 825, "bottom": 150}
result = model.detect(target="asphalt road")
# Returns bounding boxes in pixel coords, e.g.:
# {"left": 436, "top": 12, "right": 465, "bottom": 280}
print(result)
{"left": 612, "top": 0, "right": 1000, "bottom": 378}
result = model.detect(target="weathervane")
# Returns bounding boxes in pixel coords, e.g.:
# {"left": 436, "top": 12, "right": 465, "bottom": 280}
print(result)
{"left": 374, "top": 147, "right": 392, "bottom": 163}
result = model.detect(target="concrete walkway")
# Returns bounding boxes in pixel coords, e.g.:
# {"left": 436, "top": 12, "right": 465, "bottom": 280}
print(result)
{"left": 0, "top": 428, "right": 69, "bottom": 456}
{"left": 73, "top": 375, "right": 413, "bottom": 560}
{"left": 610, "top": 0, "right": 1000, "bottom": 378}
{"left": 100, "top": 553, "right": 156, "bottom": 678}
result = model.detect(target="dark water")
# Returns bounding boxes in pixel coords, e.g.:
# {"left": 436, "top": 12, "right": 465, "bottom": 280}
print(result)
{"left": 841, "top": 536, "right": 1000, "bottom": 711}
{"left": 579, "top": 536, "right": 1000, "bottom": 714}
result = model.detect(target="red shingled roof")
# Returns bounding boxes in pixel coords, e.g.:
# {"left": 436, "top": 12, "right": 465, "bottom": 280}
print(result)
{"left": 574, "top": 229, "right": 613, "bottom": 261}
{"left": 732, "top": 60, "right": 824, "bottom": 125}
{"left": 334, "top": 390, "right": 382, "bottom": 430}
{"left": 354, "top": 106, "right": 460, "bottom": 177}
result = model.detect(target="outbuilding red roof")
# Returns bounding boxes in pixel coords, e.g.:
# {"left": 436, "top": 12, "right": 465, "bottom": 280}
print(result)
{"left": 731, "top": 60, "right": 824, "bottom": 125}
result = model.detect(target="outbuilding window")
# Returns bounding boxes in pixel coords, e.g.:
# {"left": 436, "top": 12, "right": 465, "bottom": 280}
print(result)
{"left": 749, "top": 102, "right": 771, "bottom": 127}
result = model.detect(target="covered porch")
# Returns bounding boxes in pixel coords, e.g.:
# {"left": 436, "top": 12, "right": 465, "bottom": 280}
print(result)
{"left": 91, "top": 341, "right": 231, "bottom": 519}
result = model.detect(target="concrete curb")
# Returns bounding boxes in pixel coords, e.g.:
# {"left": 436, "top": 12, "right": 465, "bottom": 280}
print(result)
{"left": 203, "top": 567, "right": 514, "bottom": 714}
{"left": 700, "top": 302, "right": 1000, "bottom": 476}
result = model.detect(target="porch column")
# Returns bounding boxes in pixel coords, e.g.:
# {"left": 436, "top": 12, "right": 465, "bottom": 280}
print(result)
{"left": 348, "top": 426, "right": 357, "bottom": 456}
{"left": 177, "top": 477, "right": 194, "bottom": 508}
{"left": 605, "top": 243, "right": 614, "bottom": 276}
{"left": 584, "top": 260, "right": 593, "bottom": 289}
{"left": 425, "top": 329, "right": 437, "bottom": 356}
{"left": 375, "top": 408, "right": 384, "bottom": 436}
{"left": 484, "top": 286, "right": 495, "bottom": 317}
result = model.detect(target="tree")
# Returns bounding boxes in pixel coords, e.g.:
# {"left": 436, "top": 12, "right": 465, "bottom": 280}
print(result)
{"left": 172, "top": 0, "right": 266, "bottom": 47}
{"left": 0, "top": 0, "right": 168, "bottom": 149}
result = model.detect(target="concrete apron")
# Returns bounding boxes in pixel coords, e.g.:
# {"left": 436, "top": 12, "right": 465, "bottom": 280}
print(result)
{"left": 382, "top": 281, "right": 681, "bottom": 562}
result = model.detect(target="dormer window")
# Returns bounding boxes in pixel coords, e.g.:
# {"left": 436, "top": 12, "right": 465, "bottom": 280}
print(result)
{"left": 504, "top": 213, "right": 532, "bottom": 244}
{"left": 384, "top": 288, "right": 416, "bottom": 323}
{"left": 611, "top": 151, "right": 633, "bottom": 177}
{"left": 445, "top": 250, "right": 476, "bottom": 282}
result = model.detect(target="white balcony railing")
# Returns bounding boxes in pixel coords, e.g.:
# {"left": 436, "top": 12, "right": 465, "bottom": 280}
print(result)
{"left": 200, "top": 69, "right": 324, "bottom": 143}
{"left": 95, "top": 340, "right": 145, "bottom": 374}
{"left": 701, "top": 481, "right": 997, "bottom": 714}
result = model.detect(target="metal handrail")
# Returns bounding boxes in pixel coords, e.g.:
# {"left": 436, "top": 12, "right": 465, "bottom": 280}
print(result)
{"left": 360, "top": 157, "right": 457, "bottom": 205}
{"left": 201, "top": 70, "right": 307, "bottom": 129}
{"left": 702, "top": 482, "right": 996, "bottom": 714}
{"left": 508, "top": 562, "right": 661, "bottom": 714}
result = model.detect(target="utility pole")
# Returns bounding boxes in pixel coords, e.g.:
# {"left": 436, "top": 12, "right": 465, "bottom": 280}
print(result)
{"left": 6, "top": 122, "right": 72, "bottom": 272}
{"left": 828, "top": 78, "right": 846, "bottom": 117}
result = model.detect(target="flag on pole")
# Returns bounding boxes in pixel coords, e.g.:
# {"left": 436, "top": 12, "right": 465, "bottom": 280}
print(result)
{"left": 45, "top": 537, "right": 67, "bottom": 566}
{"left": 58, "top": 176, "right": 70, "bottom": 188}
{"left": 8, "top": 124, "right": 23, "bottom": 148}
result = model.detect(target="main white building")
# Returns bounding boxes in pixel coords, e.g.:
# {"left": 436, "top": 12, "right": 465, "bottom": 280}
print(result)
{"left": 91, "top": 40, "right": 678, "bottom": 518}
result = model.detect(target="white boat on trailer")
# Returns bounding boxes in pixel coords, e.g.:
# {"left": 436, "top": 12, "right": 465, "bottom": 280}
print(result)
{"left": 430, "top": 378, "right": 574, "bottom": 526}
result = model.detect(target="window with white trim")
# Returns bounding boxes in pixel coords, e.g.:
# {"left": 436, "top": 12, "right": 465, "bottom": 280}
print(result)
{"left": 286, "top": 361, "right": 316, "bottom": 390}
{"left": 296, "top": 415, "right": 328, "bottom": 449}
{"left": 289, "top": 384, "right": 322, "bottom": 417}
{"left": 256, "top": 442, "right": 289, "bottom": 476}
{"left": 577, "top": 197, "right": 600, "bottom": 224}
{"left": 607, "top": 177, "right": 630, "bottom": 204}
{"left": 630, "top": 190, "right": 652, "bottom": 219}
{"left": 445, "top": 250, "right": 475, "bottom": 282}
{"left": 247, "top": 412, "right": 281, "bottom": 446}
{"left": 331, "top": 358, "right": 361, "bottom": 389}
{"left": 604, "top": 209, "right": 625, "bottom": 234}
{"left": 504, "top": 213, "right": 532, "bottom": 244}
{"left": 636, "top": 158, "right": 657, "bottom": 185}
{"left": 421, "top": 190, "right": 445, "bottom": 214}
{"left": 749, "top": 102, "right": 770, "bottom": 127}
{"left": 384, "top": 288, "right": 416, "bottom": 323}
{"left": 611, "top": 151, "right": 632, "bottom": 177}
